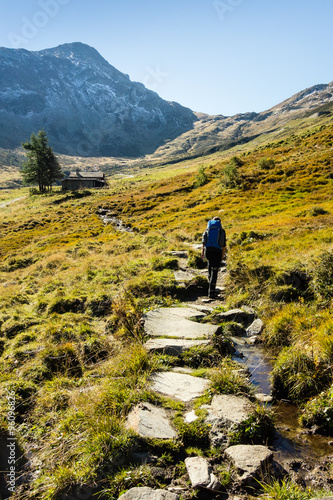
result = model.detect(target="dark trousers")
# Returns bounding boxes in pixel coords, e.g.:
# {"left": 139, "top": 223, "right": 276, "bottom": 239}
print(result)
{"left": 205, "top": 247, "right": 222, "bottom": 296}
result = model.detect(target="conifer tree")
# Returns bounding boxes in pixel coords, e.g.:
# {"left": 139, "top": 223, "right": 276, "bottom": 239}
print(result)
{"left": 21, "top": 130, "right": 63, "bottom": 192}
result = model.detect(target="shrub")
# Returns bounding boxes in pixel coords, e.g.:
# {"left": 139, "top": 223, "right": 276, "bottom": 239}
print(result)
{"left": 210, "top": 358, "right": 252, "bottom": 396}
{"left": 257, "top": 157, "right": 276, "bottom": 170}
{"left": 181, "top": 344, "right": 221, "bottom": 368}
{"left": 229, "top": 405, "right": 275, "bottom": 445}
{"left": 271, "top": 346, "right": 331, "bottom": 402}
{"left": 221, "top": 163, "right": 242, "bottom": 189}
{"left": 260, "top": 477, "right": 312, "bottom": 500}
{"left": 187, "top": 251, "right": 206, "bottom": 269}
{"left": 194, "top": 165, "right": 208, "bottom": 187}
{"left": 151, "top": 256, "right": 179, "bottom": 271}
{"left": 300, "top": 385, "right": 333, "bottom": 435}
{"left": 312, "top": 250, "right": 333, "bottom": 300}
{"left": 48, "top": 296, "right": 87, "bottom": 314}
{"left": 42, "top": 343, "right": 83, "bottom": 378}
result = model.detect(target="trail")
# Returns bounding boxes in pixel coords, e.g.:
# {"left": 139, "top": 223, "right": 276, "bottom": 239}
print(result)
{"left": 0, "top": 196, "right": 26, "bottom": 208}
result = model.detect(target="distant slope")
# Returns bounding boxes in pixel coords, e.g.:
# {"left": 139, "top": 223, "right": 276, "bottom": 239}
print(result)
{"left": 0, "top": 42, "right": 196, "bottom": 157}
{"left": 142, "top": 82, "right": 333, "bottom": 165}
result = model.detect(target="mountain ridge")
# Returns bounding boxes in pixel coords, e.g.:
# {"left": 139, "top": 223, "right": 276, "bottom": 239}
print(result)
{"left": 0, "top": 42, "right": 332, "bottom": 168}
{"left": 0, "top": 42, "right": 196, "bottom": 157}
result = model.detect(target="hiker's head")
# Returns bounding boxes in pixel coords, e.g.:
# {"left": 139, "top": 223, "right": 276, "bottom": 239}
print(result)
{"left": 213, "top": 216, "right": 221, "bottom": 222}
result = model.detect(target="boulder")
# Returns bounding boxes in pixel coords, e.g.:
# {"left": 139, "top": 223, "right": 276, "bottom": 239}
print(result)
{"left": 125, "top": 403, "right": 177, "bottom": 440}
{"left": 185, "top": 456, "right": 222, "bottom": 491}
{"left": 150, "top": 371, "right": 210, "bottom": 402}
{"left": 225, "top": 444, "right": 273, "bottom": 486}
{"left": 205, "top": 395, "right": 254, "bottom": 448}
{"left": 217, "top": 309, "right": 255, "bottom": 326}
{"left": 143, "top": 308, "right": 220, "bottom": 339}
{"left": 118, "top": 487, "right": 179, "bottom": 499}
{"left": 246, "top": 319, "right": 264, "bottom": 336}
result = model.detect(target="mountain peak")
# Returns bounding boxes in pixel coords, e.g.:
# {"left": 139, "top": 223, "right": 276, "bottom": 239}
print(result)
{"left": 37, "top": 42, "right": 108, "bottom": 66}
{"left": 0, "top": 44, "right": 196, "bottom": 157}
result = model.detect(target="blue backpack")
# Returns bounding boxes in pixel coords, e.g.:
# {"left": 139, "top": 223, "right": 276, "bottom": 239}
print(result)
{"left": 206, "top": 219, "right": 222, "bottom": 249}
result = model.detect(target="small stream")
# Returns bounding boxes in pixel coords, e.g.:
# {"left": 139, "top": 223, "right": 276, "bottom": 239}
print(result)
{"left": 232, "top": 336, "right": 333, "bottom": 464}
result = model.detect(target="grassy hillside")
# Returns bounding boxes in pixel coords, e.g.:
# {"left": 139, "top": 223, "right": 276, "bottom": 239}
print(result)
{"left": 0, "top": 123, "right": 332, "bottom": 498}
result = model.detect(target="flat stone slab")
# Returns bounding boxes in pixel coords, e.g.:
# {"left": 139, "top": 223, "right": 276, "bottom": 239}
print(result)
{"left": 207, "top": 394, "right": 254, "bottom": 425}
{"left": 125, "top": 402, "right": 177, "bottom": 440}
{"left": 150, "top": 371, "right": 210, "bottom": 402}
{"left": 225, "top": 445, "right": 273, "bottom": 485}
{"left": 205, "top": 395, "right": 254, "bottom": 448}
{"left": 118, "top": 487, "right": 179, "bottom": 499}
{"left": 185, "top": 456, "right": 222, "bottom": 491}
{"left": 144, "top": 308, "right": 220, "bottom": 339}
{"left": 144, "top": 338, "right": 209, "bottom": 356}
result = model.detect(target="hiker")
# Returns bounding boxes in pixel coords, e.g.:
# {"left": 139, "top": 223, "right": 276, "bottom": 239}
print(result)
{"left": 201, "top": 216, "right": 226, "bottom": 298}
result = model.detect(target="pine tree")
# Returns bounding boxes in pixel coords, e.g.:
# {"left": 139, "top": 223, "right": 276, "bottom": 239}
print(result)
{"left": 21, "top": 130, "right": 63, "bottom": 192}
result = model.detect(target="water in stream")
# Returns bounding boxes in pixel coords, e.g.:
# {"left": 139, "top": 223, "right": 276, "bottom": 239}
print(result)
{"left": 232, "top": 336, "right": 333, "bottom": 465}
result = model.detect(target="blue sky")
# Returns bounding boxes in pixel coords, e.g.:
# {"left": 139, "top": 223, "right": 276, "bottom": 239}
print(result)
{"left": 1, "top": 0, "right": 332, "bottom": 116}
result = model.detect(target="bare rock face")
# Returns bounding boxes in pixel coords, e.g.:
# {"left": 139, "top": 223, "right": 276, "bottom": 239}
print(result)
{"left": 185, "top": 456, "right": 222, "bottom": 491}
{"left": 205, "top": 394, "right": 254, "bottom": 448}
{"left": 118, "top": 487, "right": 179, "bottom": 499}
{"left": 125, "top": 403, "right": 177, "bottom": 440}
{"left": 224, "top": 444, "right": 273, "bottom": 486}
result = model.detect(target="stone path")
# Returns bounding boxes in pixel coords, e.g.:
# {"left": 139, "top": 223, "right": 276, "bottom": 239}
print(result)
{"left": 121, "top": 250, "right": 333, "bottom": 499}
{"left": 0, "top": 196, "right": 26, "bottom": 209}
{"left": 123, "top": 249, "right": 279, "bottom": 498}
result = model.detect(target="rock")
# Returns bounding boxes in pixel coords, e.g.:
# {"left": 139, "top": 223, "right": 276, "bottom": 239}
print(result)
{"left": 217, "top": 309, "right": 255, "bottom": 326}
{"left": 144, "top": 338, "right": 210, "bottom": 356}
{"left": 310, "top": 498, "right": 333, "bottom": 500}
{"left": 184, "top": 410, "right": 199, "bottom": 423}
{"left": 125, "top": 403, "right": 177, "bottom": 440}
{"left": 205, "top": 395, "right": 254, "bottom": 448}
{"left": 246, "top": 319, "right": 264, "bottom": 336}
{"left": 171, "top": 367, "right": 194, "bottom": 375}
{"left": 185, "top": 456, "right": 222, "bottom": 491}
{"left": 150, "top": 371, "right": 210, "bottom": 402}
{"left": 143, "top": 308, "right": 220, "bottom": 339}
{"left": 162, "top": 251, "right": 188, "bottom": 258}
{"left": 225, "top": 444, "right": 273, "bottom": 486}
{"left": 247, "top": 336, "right": 259, "bottom": 345}
{"left": 255, "top": 393, "right": 273, "bottom": 404}
{"left": 118, "top": 487, "right": 179, "bottom": 499}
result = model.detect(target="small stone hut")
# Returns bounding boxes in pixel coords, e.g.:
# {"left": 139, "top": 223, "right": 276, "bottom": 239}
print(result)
{"left": 62, "top": 170, "right": 106, "bottom": 191}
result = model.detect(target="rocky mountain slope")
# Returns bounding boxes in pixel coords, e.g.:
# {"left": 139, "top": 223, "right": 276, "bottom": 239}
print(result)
{"left": 146, "top": 81, "right": 333, "bottom": 164}
{"left": 0, "top": 42, "right": 196, "bottom": 157}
